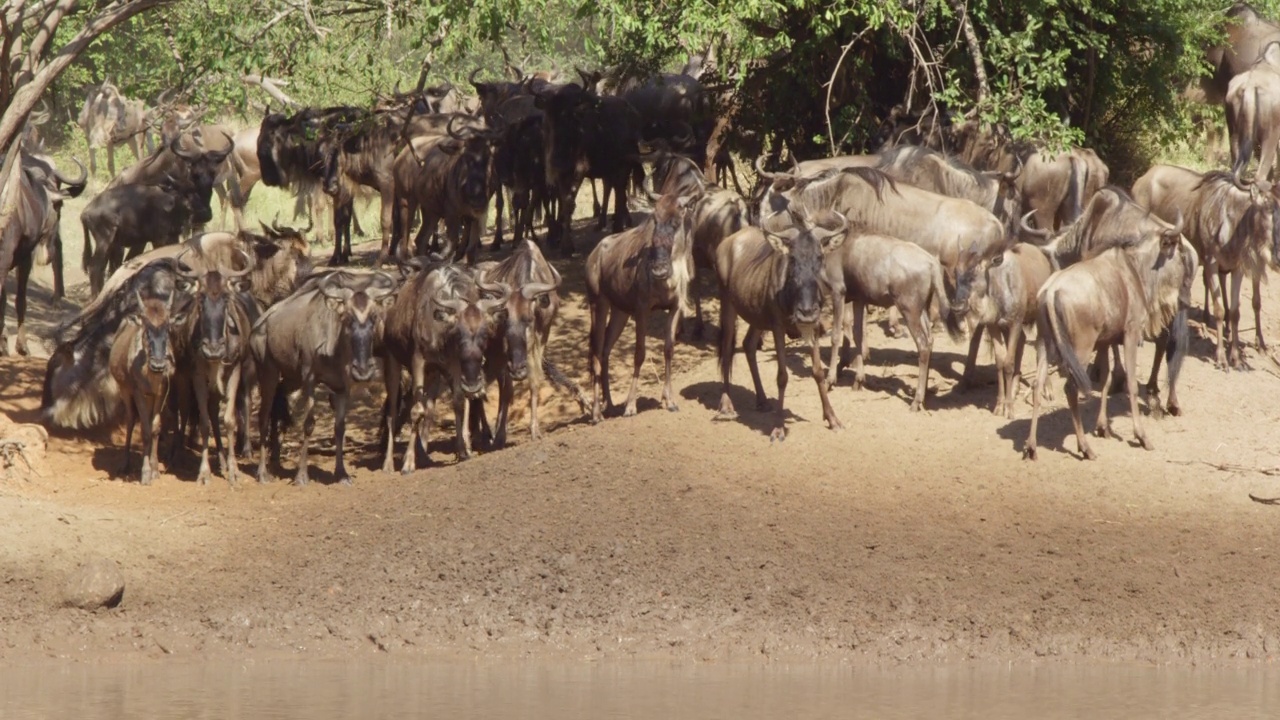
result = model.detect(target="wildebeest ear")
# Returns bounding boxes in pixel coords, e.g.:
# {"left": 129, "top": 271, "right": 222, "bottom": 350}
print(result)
{"left": 253, "top": 241, "right": 282, "bottom": 260}
{"left": 230, "top": 276, "right": 252, "bottom": 294}
{"left": 764, "top": 230, "right": 790, "bottom": 255}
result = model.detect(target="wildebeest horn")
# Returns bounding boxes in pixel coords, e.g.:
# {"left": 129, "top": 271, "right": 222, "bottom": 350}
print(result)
{"left": 169, "top": 133, "right": 200, "bottom": 160}
{"left": 1019, "top": 211, "right": 1050, "bottom": 240}
{"left": 520, "top": 281, "right": 557, "bottom": 300}
{"left": 477, "top": 280, "right": 512, "bottom": 312}
{"left": 134, "top": 288, "right": 145, "bottom": 312}
{"left": 319, "top": 274, "right": 354, "bottom": 301}
{"left": 1003, "top": 155, "right": 1024, "bottom": 182}
{"left": 223, "top": 248, "right": 255, "bottom": 279}
{"left": 366, "top": 270, "right": 399, "bottom": 298}
{"left": 1164, "top": 209, "right": 1184, "bottom": 239}
{"left": 55, "top": 157, "right": 88, "bottom": 188}
{"left": 435, "top": 295, "right": 469, "bottom": 313}
{"left": 156, "top": 88, "right": 172, "bottom": 107}
{"left": 446, "top": 114, "right": 469, "bottom": 141}
{"left": 207, "top": 132, "right": 235, "bottom": 163}
{"left": 468, "top": 67, "right": 483, "bottom": 87}
{"left": 174, "top": 248, "right": 206, "bottom": 280}
{"left": 754, "top": 155, "right": 788, "bottom": 182}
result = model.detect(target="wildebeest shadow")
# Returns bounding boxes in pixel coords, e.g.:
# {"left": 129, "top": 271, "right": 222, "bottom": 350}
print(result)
{"left": 995, "top": 391, "right": 1153, "bottom": 460}
{"left": 680, "top": 380, "right": 804, "bottom": 436}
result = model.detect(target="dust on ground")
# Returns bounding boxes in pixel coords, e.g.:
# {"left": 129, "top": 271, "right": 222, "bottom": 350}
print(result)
{"left": 2, "top": 188, "right": 1280, "bottom": 667}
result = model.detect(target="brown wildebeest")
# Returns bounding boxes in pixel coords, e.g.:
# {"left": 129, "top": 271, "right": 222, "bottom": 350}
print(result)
{"left": 1018, "top": 148, "right": 1110, "bottom": 234}
{"left": 585, "top": 191, "right": 696, "bottom": 422}
{"left": 380, "top": 263, "right": 509, "bottom": 474}
{"left": 252, "top": 270, "right": 399, "bottom": 485}
{"left": 469, "top": 239, "right": 584, "bottom": 446}
{"left": 1204, "top": 3, "right": 1280, "bottom": 105}
{"left": 1132, "top": 165, "right": 1280, "bottom": 369}
{"left": 826, "top": 231, "right": 964, "bottom": 411}
{"left": 954, "top": 243, "right": 1054, "bottom": 417}
{"left": 175, "top": 249, "right": 256, "bottom": 485}
{"left": 108, "top": 291, "right": 187, "bottom": 485}
{"left": 79, "top": 81, "right": 150, "bottom": 179}
{"left": 1024, "top": 230, "right": 1198, "bottom": 461}
{"left": 875, "top": 145, "right": 1023, "bottom": 233}
{"left": 714, "top": 210, "right": 846, "bottom": 440}
{"left": 1225, "top": 43, "right": 1280, "bottom": 180}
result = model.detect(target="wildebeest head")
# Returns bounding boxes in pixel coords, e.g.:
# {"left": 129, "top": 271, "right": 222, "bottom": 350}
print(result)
{"left": 642, "top": 183, "right": 700, "bottom": 281}
{"left": 249, "top": 222, "right": 314, "bottom": 303}
{"left": 762, "top": 209, "right": 847, "bottom": 328}
{"left": 166, "top": 134, "right": 232, "bottom": 225}
{"left": 438, "top": 115, "right": 501, "bottom": 214}
{"left": 176, "top": 249, "right": 254, "bottom": 362}
{"left": 319, "top": 272, "right": 398, "bottom": 383}
{"left": 950, "top": 240, "right": 992, "bottom": 317}
{"left": 492, "top": 268, "right": 558, "bottom": 383}
{"left": 129, "top": 290, "right": 184, "bottom": 374}
{"left": 433, "top": 279, "right": 510, "bottom": 398}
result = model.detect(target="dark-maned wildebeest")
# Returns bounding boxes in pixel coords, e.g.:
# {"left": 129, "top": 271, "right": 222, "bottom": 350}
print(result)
{"left": 1225, "top": 44, "right": 1280, "bottom": 180}
{"left": 469, "top": 239, "right": 582, "bottom": 446}
{"left": 826, "top": 230, "right": 964, "bottom": 411}
{"left": 175, "top": 249, "right": 257, "bottom": 485}
{"left": 585, "top": 191, "right": 696, "bottom": 422}
{"left": 1204, "top": 3, "right": 1280, "bottom": 105}
{"left": 78, "top": 81, "right": 150, "bottom": 179}
{"left": 714, "top": 210, "right": 846, "bottom": 440}
{"left": 252, "top": 270, "right": 398, "bottom": 485}
{"left": 19, "top": 147, "right": 88, "bottom": 302}
{"left": 532, "top": 72, "right": 644, "bottom": 253}
{"left": 954, "top": 243, "right": 1055, "bottom": 417}
{"left": 82, "top": 171, "right": 216, "bottom": 297}
{"left": 380, "top": 263, "right": 508, "bottom": 474}
{"left": 621, "top": 71, "right": 714, "bottom": 169}
{"left": 105, "top": 132, "right": 235, "bottom": 198}
{"left": 108, "top": 291, "right": 187, "bottom": 485}
{"left": 1023, "top": 230, "right": 1197, "bottom": 461}
{"left": 1132, "top": 165, "right": 1280, "bottom": 369}
{"left": 0, "top": 153, "right": 87, "bottom": 355}
{"left": 875, "top": 145, "right": 1023, "bottom": 233}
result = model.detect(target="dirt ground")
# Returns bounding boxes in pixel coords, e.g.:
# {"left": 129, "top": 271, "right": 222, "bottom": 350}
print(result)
{"left": 2, "top": 187, "right": 1280, "bottom": 667}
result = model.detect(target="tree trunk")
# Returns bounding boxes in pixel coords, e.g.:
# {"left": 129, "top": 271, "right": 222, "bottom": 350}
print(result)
{"left": 947, "top": 0, "right": 989, "bottom": 105}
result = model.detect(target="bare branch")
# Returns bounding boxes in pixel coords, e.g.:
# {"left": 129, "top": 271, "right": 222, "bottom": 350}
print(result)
{"left": 824, "top": 28, "right": 873, "bottom": 156}
{"left": 20, "top": 0, "right": 74, "bottom": 81}
{"left": 946, "top": 0, "right": 989, "bottom": 105}
{"left": 242, "top": 73, "right": 299, "bottom": 107}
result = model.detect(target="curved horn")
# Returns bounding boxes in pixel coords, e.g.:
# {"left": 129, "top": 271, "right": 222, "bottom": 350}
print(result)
{"left": 319, "top": 273, "right": 353, "bottom": 300}
{"left": 54, "top": 157, "right": 88, "bottom": 188}
{"left": 1164, "top": 209, "right": 1184, "bottom": 239}
{"left": 1003, "top": 155, "right": 1024, "bottom": 182}
{"left": 134, "top": 288, "right": 146, "bottom": 312}
{"left": 1020, "top": 210, "right": 1050, "bottom": 240}
{"left": 477, "top": 280, "right": 512, "bottom": 313}
{"left": 753, "top": 154, "right": 787, "bottom": 182}
{"left": 207, "top": 131, "right": 235, "bottom": 163}
{"left": 435, "top": 295, "right": 469, "bottom": 313}
{"left": 223, "top": 248, "right": 255, "bottom": 279}
{"left": 366, "top": 270, "right": 399, "bottom": 298}
{"left": 446, "top": 114, "right": 471, "bottom": 141}
{"left": 468, "top": 67, "right": 483, "bottom": 87}
{"left": 174, "top": 248, "right": 205, "bottom": 280}
{"left": 169, "top": 133, "right": 200, "bottom": 160}
{"left": 519, "top": 281, "right": 557, "bottom": 300}
{"left": 155, "top": 88, "right": 172, "bottom": 107}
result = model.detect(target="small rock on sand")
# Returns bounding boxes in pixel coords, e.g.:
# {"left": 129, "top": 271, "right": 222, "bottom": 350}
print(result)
{"left": 63, "top": 558, "right": 125, "bottom": 610}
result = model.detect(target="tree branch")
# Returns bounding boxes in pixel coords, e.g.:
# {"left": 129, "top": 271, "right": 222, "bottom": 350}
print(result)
{"left": 242, "top": 73, "right": 299, "bottom": 107}
{"left": 825, "top": 28, "right": 872, "bottom": 155}
{"left": 947, "top": 0, "right": 989, "bottom": 105}
{"left": 20, "top": 0, "right": 74, "bottom": 81}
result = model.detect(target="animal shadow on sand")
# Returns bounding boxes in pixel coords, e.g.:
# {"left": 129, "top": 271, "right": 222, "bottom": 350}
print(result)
{"left": 680, "top": 381, "right": 805, "bottom": 437}
{"left": 996, "top": 390, "right": 1161, "bottom": 460}
{"left": 801, "top": 346, "right": 976, "bottom": 412}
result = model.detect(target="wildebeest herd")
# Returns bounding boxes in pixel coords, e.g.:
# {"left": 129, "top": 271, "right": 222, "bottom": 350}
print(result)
{"left": 12, "top": 4, "right": 1280, "bottom": 485}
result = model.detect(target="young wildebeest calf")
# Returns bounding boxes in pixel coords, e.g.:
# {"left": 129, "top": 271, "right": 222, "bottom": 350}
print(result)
{"left": 1132, "top": 165, "right": 1280, "bottom": 369}
{"left": 715, "top": 210, "right": 846, "bottom": 440}
{"left": 826, "top": 231, "right": 964, "bottom": 411}
{"left": 109, "top": 292, "right": 187, "bottom": 485}
{"left": 585, "top": 191, "right": 696, "bottom": 422}
{"left": 1024, "top": 230, "right": 1197, "bottom": 461}
{"left": 251, "top": 270, "right": 398, "bottom": 485}
{"left": 954, "top": 243, "right": 1054, "bottom": 417}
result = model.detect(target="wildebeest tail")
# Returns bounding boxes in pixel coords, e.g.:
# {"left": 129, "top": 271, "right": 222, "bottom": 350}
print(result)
{"left": 931, "top": 262, "right": 965, "bottom": 343}
{"left": 1165, "top": 306, "right": 1190, "bottom": 394}
{"left": 41, "top": 345, "right": 123, "bottom": 430}
{"left": 1049, "top": 291, "right": 1092, "bottom": 394}
{"left": 1064, "top": 155, "right": 1087, "bottom": 226}
{"left": 80, "top": 216, "right": 92, "bottom": 273}
{"left": 541, "top": 357, "right": 590, "bottom": 413}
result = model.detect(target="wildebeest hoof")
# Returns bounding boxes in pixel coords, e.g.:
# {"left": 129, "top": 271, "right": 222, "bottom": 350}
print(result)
{"left": 1079, "top": 444, "right": 1098, "bottom": 460}
{"left": 336, "top": 475, "right": 353, "bottom": 486}
{"left": 139, "top": 469, "right": 154, "bottom": 486}
{"left": 1138, "top": 435, "right": 1154, "bottom": 451}
{"left": 1094, "top": 425, "right": 1114, "bottom": 440}
{"left": 1167, "top": 403, "right": 1181, "bottom": 417}
{"left": 1022, "top": 445, "right": 1038, "bottom": 461}
{"left": 457, "top": 448, "right": 472, "bottom": 462}
{"left": 256, "top": 469, "right": 273, "bottom": 484}
{"left": 769, "top": 426, "right": 787, "bottom": 442}
{"left": 14, "top": 340, "right": 29, "bottom": 357}
{"left": 196, "top": 469, "right": 211, "bottom": 486}
{"left": 666, "top": 403, "right": 679, "bottom": 412}
{"left": 623, "top": 404, "right": 638, "bottom": 417}
{"left": 0, "top": 335, "right": 9, "bottom": 356}
{"left": 826, "top": 416, "right": 844, "bottom": 431}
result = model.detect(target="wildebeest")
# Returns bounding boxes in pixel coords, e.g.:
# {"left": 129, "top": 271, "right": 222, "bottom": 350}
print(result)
{"left": 175, "top": 249, "right": 257, "bottom": 485}
{"left": 826, "top": 231, "right": 964, "bottom": 411}
{"left": 252, "top": 270, "right": 398, "bottom": 485}
{"left": 1018, "top": 148, "right": 1111, "bottom": 234}
{"left": 621, "top": 71, "right": 714, "bottom": 168}
{"left": 1024, "top": 227, "right": 1197, "bottom": 460}
{"left": 81, "top": 170, "right": 216, "bottom": 297}
{"left": 585, "top": 191, "right": 696, "bottom": 422}
{"left": 380, "top": 263, "right": 508, "bottom": 474}
{"left": 1225, "top": 43, "right": 1280, "bottom": 180}
{"left": 1204, "top": 2, "right": 1280, "bottom": 105}
{"left": 469, "top": 239, "right": 575, "bottom": 446}
{"left": 875, "top": 145, "right": 1023, "bottom": 233}
{"left": 532, "top": 72, "right": 644, "bottom": 253}
{"left": 714, "top": 210, "right": 846, "bottom": 440}
{"left": 0, "top": 152, "right": 87, "bottom": 355}
{"left": 78, "top": 81, "right": 150, "bottom": 179}
{"left": 954, "top": 243, "right": 1054, "bottom": 417}
{"left": 1132, "top": 165, "right": 1280, "bottom": 368}
{"left": 108, "top": 291, "right": 187, "bottom": 485}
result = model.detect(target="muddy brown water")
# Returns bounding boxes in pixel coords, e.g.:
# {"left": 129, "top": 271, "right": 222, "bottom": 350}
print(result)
{"left": 2, "top": 660, "right": 1278, "bottom": 719}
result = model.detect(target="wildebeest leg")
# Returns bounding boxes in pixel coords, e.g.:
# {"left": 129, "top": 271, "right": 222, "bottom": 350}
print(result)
{"left": 195, "top": 381, "right": 215, "bottom": 486}
{"left": 1208, "top": 260, "right": 1227, "bottom": 368}
{"left": 51, "top": 231, "right": 65, "bottom": 301}
{"left": 401, "top": 354, "right": 429, "bottom": 474}
{"left": 493, "top": 371, "right": 514, "bottom": 448}
{"left": 715, "top": 295, "right": 739, "bottom": 419}
{"left": 1093, "top": 343, "right": 1115, "bottom": 440}
{"left": 1227, "top": 269, "right": 1244, "bottom": 367}
{"left": 107, "top": 143, "right": 116, "bottom": 179}
{"left": 1024, "top": 340, "right": 1048, "bottom": 460}
{"left": 139, "top": 389, "right": 159, "bottom": 485}
{"left": 1253, "top": 273, "right": 1266, "bottom": 351}
{"left": 742, "top": 326, "right": 767, "bottom": 411}
{"left": 1065, "top": 376, "right": 1095, "bottom": 460}
{"left": 332, "top": 390, "right": 352, "bottom": 485}
{"left": 222, "top": 366, "right": 241, "bottom": 486}
{"left": 823, "top": 294, "right": 846, "bottom": 389}
{"left": 621, "top": 307, "right": 649, "bottom": 417}
{"left": 959, "top": 323, "right": 985, "bottom": 391}
{"left": 769, "top": 329, "right": 790, "bottom": 441}
{"left": 14, "top": 255, "right": 31, "bottom": 356}
{"left": 256, "top": 366, "right": 280, "bottom": 484}
{"left": 494, "top": 187, "right": 506, "bottom": 250}
{"left": 599, "top": 307, "right": 629, "bottom": 414}
{"left": 587, "top": 298, "right": 610, "bottom": 423}
{"left": 465, "top": 216, "right": 483, "bottom": 265}
{"left": 381, "top": 358, "right": 401, "bottom": 474}
{"left": 992, "top": 325, "right": 1009, "bottom": 416}
{"left": 379, "top": 191, "right": 395, "bottom": 265}
{"left": 808, "top": 329, "right": 842, "bottom": 430}
{"left": 612, "top": 175, "right": 631, "bottom": 231}
{"left": 1123, "top": 332, "right": 1153, "bottom": 451}
{"left": 1008, "top": 324, "right": 1031, "bottom": 414}
{"left": 293, "top": 375, "right": 316, "bottom": 486}
{"left": 906, "top": 306, "right": 932, "bottom": 412}
{"left": 851, "top": 303, "right": 868, "bottom": 390}
{"left": 884, "top": 306, "right": 902, "bottom": 338}
{"left": 454, "top": 390, "right": 472, "bottom": 462}
{"left": 661, "top": 309, "right": 680, "bottom": 412}
{"left": 1145, "top": 328, "right": 1167, "bottom": 419}
{"left": 121, "top": 396, "right": 136, "bottom": 477}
